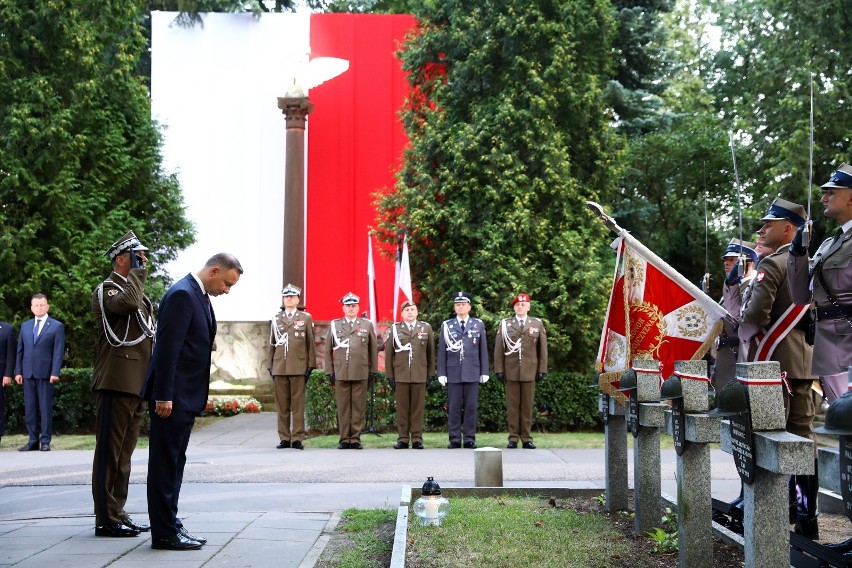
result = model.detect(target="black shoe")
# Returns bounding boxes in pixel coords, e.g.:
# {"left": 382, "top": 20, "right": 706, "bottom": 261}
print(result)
{"left": 19, "top": 441, "right": 38, "bottom": 452}
{"left": 40, "top": 443, "right": 50, "bottom": 451}
{"left": 151, "top": 533, "right": 203, "bottom": 550}
{"left": 337, "top": 442, "right": 351, "bottom": 449}
{"left": 463, "top": 441, "right": 476, "bottom": 449}
{"left": 122, "top": 518, "right": 150, "bottom": 532}
{"left": 291, "top": 440, "right": 304, "bottom": 450}
{"left": 393, "top": 441, "right": 409, "bottom": 449}
{"left": 412, "top": 441, "right": 424, "bottom": 450}
{"left": 95, "top": 522, "right": 140, "bottom": 537}
{"left": 447, "top": 441, "right": 461, "bottom": 449}
{"left": 178, "top": 526, "right": 207, "bottom": 545}
{"left": 522, "top": 441, "right": 537, "bottom": 449}
{"left": 507, "top": 441, "right": 518, "bottom": 449}
{"left": 277, "top": 440, "right": 291, "bottom": 449}
{"left": 350, "top": 442, "right": 363, "bottom": 450}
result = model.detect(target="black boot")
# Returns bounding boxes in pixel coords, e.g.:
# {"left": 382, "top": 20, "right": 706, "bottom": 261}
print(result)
{"left": 793, "top": 463, "right": 819, "bottom": 540}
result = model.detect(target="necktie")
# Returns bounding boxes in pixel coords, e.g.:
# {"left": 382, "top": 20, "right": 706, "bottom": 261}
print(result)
{"left": 834, "top": 227, "right": 844, "bottom": 242}
{"left": 287, "top": 312, "right": 294, "bottom": 319}
{"left": 460, "top": 320, "right": 466, "bottom": 332}
{"left": 33, "top": 319, "right": 41, "bottom": 341}
{"left": 518, "top": 318, "right": 525, "bottom": 327}
{"left": 204, "top": 294, "right": 212, "bottom": 320}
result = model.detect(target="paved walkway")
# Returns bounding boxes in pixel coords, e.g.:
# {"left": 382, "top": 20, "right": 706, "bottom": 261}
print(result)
{"left": 0, "top": 413, "right": 741, "bottom": 567}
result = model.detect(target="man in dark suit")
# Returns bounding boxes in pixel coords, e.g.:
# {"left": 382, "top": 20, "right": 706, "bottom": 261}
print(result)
{"left": 15, "top": 293, "right": 65, "bottom": 451}
{"left": 91, "top": 231, "right": 155, "bottom": 537}
{"left": 0, "top": 321, "right": 16, "bottom": 444}
{"left": 437, "top": 291, "right": 489, "bottom": 449}
{"left": 141, "top": 253, "right": 243, "bottom": 551}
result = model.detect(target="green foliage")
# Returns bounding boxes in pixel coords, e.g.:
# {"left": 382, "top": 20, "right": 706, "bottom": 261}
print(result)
{"left": 305, "top": 370, "right": 601, "bottom": 434}
{"left": 0, "top": 0, "right": 194, "bottom": 367}
{"left": 3, "top": 368, "right": 97, "bottom": 432}
{"left": 646, "top": 506, "right": 679, "bottom": 554}
{"left": 377, "top": 0, "right": 618, "bottom": 372}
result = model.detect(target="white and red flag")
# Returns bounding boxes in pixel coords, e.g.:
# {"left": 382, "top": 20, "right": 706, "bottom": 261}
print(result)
{"left": 392, "top": 234, "right": 413, "bottom": 318}
{"left": 591, "top": 203, "right": 726, "bottom": 401}
{"left": 367, "top": 233, "right": 378, "bottom": 327}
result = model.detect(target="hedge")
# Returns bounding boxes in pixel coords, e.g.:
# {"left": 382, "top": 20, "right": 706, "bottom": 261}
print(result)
{"left": 2, "top": 367, "right": 98, "bottom": 433}
{"left": 305, "top": 370, "right": 601, "bottom": 435}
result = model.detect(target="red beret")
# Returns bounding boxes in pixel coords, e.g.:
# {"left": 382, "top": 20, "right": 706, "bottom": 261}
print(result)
{"left": 512, "top": 293, "right": 531, "bottom": 305}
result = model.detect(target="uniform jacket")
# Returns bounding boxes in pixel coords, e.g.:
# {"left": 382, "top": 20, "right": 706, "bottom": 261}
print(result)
{"left": 493, "top": 316, "right": 548, "bottom": 381}
{"left": 141, "top": 274, "right": 216, "bottom": 414}
{"left": 739, "top": 244, "right": 812, "bottom": 379}
{"left": 323, "top": 317, "right": 378, "bottom": 381}
{"left": 266, "top": 309, "right": 316, "bottom": 375}
{"left": 0, "top": 322, "right": 16, "bottom": 378}
{"left": 385, "top": 321, "right": 435, "bottom": 383}
{"left": 788, "top": 227, "right": 852, "bottom": 375}
{"left": 15, "top": 317, "right": 65, "bottom": 379}
{"left": 91, "top": 269, "right": 155, "bottom": 395}
{"left": 437, "top": 317, "right": 489, "bottom": 383}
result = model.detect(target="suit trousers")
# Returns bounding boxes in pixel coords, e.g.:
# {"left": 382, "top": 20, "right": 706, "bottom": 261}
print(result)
{"left": 394, "top": 382, "right": 425, "bottom": 443}
{"left": 447, "top": 382, "right": 479, "bottom": 444}
{"left": 274, "top": 375, "right": 306, "bottom": 442}
{"left": 335, "top": 379, "right": 367, "bottom": 444}
{"left": 147, "top": 407, "right": 195, "bottom": 539}
{"left": 821, "top": 372, "right": 849, "bottom": 403}
{"left": 0, "top": 386, "right": 5, "bottom": 436}
{"left": 783, "top": 378, "right": 815, "bottom": 442}
{"left": 505, "top": 380, "right": 535, "bottom": 443}
{"left": 23, "top": 377, "right": 54, "bottom": 443}
{"left": 92, "top": 391, "right": 146, "bottom": 525}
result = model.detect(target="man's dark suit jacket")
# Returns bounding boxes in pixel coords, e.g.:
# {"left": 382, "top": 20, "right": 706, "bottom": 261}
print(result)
{"left": 15, "top": 317, "right": 65, "bottom": 379}
{"left": 0, "top": 322, "right": 15, "bottom": 378}
{"left": 141, "top": 274, "right": 216, "bottom": 414}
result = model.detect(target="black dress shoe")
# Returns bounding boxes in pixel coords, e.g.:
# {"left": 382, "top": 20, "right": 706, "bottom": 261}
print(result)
{"left": 178, "top": 526, "right": 207, "bottom": 545}
{"left": 507, "top": 441, "right": 518, "bottom": 449}
{"left": 350, "top": 442, "right": 363, "bottom": 450}
{"left": 463, "top": 441, "right": 476, "bottom": 449}
{"left": 393, "top": 441, "right": 409, "bottom": 449}
{"left": 522, "top": 441, "right": 537, "bottom": 449}
{"left": 447, "top": 441, "right": 461, "bottom": 449}
{"left": 40, "top": 443, "right": 50, "bottom": 451}
{"left": 19, "top": 441, "right": 38, "bottom": 452}
{"left": 96, "top": 522, "right": 140, "bottom": 537}
{"left": 412, "top": 441, "right": 424, "bottom": 449}
{"left": 151, "top": 533, "right": 203, "bottom": 550}
{"left": 338, "top": 442, "right": 351, "bottom": 449}
{"left": 276, "top": 440, "right": 291, "bottom": 449}
{"left": 123, "top": 518, "right": 150, "bottom": 532}
{"left": 291, "top": 440, "right": 304, "bottom": 450}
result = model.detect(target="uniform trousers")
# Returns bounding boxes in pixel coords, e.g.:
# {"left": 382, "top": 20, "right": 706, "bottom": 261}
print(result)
{"left": 505, "top": 380, "right": 535, "bottom": 443}
{"left": 783, "top": 378, "right": 815, "bottom": 441}
{"left": 146, "top": 407, "right": 195, "bottom": 539}
{"left": 447, "top": 382, "right": 479, "bottom": 444}
{"left": 394, "top": 382, "right": 426, "bottom": 443}
{"left": 93, "top": 390, "right": 146, "bottom": 525}
{"left": 335, "top": 379, "right": 367, "bottom": 444}
{"left": 22, "top": 377, "right": 54, "bottom": 444}
{"left": 821, "top": 373, "right": 849, "bottom": 403}
{"left": 274, "top": 375, "right": 306, "bottom": 442}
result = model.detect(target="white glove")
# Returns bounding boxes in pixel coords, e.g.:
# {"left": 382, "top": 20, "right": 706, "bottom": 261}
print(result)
{"left": 438, "top": 376, "right": 447, "bottom": 387}
{"left": 479, "top": 375, "right": 489, "bottom": 384}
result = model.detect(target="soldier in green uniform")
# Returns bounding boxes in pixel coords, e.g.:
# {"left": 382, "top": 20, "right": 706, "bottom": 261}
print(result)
{"left": 267, "top": 284, "right": 316, "bottom": 450}
{"left": 91, "top": 231, "right": 155, "bottom": 537}
{"left": 494, "top": 293, "right": 548, "bottom": 449}
{"left": 324, "top": 292, "right": 378, "bottom": 449}
{"left": 385, "top": 300, "right": 435, "bottom": 449}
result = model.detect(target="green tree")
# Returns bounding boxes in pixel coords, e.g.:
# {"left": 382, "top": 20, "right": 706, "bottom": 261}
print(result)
{"left": 0, "top": 0, "right": 194, "bottom": 367}
{"left": 377, "top": 0, "right": 618, "bottom": 371}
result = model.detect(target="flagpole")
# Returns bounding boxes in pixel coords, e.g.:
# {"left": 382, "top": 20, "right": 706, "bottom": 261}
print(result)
{"left": 367, "top": 233, "right": 377, "bottom": 326}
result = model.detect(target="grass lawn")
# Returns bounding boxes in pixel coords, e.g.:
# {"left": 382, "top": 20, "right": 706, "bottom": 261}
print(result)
{"left": 315, "top": 509, "right": 396, "bottom": 568}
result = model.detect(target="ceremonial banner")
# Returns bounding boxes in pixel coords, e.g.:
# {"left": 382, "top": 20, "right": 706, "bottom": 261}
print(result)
{"left": 392, "top": 235, "right": 413, "bottom": 318}
{"left": 596, "top": 234, "right": 726, "bottom": 402}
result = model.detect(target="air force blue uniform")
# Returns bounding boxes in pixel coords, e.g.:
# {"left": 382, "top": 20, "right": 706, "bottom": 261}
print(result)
{"left": 437, "top": 317, "right": 489, "bottom": 445}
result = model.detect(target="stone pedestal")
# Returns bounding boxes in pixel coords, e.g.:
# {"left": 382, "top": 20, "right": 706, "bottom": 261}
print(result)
{"left": 676, "top": 441, "right": 713, "bottom": 568}
{"left": 605, "top": 397, "right": 628, "bottom": 512}
{"left": 736, "top": 362, "right": 786, "bottom": 431}
{"left": 474, "top": 447, "right": 503, "bottom": 487}
{"left": 633, "top": 422, "right": 661, "bottom": 534}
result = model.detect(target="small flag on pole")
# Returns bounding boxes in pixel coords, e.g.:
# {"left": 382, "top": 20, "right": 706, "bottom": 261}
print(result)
{"left": 367, "top": 233, "right": 377, "bottom": 326}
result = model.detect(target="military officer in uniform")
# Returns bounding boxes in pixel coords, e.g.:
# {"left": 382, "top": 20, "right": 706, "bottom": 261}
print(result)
{"left": 789, "top": 163, "right": 852, "bottom": 403}
{"left": 267, "top": 284, "right": 316, "bottom": 450}
{"left": 494, "top": 293, "right": 548, "bottom": 449}
{"left": 91, "top": 231, "right": 155, "bottom": 537}
{"left": 385, "top": 300, "right": 435, "bottom": 449}
{"left": 714, "top": 239, "right": 758, "bottom": 391}
{"left": 324, "top": 292, "right": 378, "bottom": 449}
{"left": 437, "top": 291, "right": 489, "bottom": 449}
{"left": 738, "top": 197, "right": 818, "bottom": 538}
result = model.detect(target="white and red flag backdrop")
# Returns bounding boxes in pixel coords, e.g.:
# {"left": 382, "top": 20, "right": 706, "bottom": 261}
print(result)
{"left": 596, "top": 235, "right": 726, "bottom": 401}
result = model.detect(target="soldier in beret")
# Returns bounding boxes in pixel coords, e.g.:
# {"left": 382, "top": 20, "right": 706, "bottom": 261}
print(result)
{"left": 437, "top": 291, "right": 489, "bottom": 449}
{"left": 91, "top": 231, "right": 155, "bottom": 537}
{"left": 324, "top": 292, "right": 378, "bottom": 449}
{"left": 385, "top": 300, "right": 435, "bottom": 449}
{"left": 789, "top": 163, "right": 852, "bottom": 404}
{"left": 494, "top": 293, "right": 548, "bottom": 449}
{"left": 714, "top": 239, "right": 758, "bottom": 391}
{"left": 267, "top": 284, "right": 316, "bottom": 450}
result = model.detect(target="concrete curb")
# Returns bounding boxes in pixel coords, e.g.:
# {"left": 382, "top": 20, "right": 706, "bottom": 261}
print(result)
{"left": 298, "top": 510, "right": 342, "bottom": 568}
